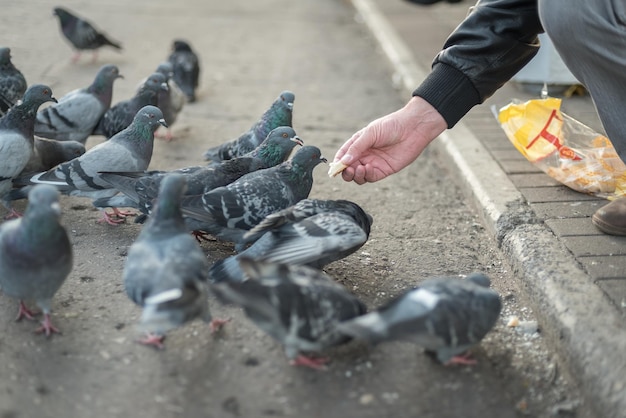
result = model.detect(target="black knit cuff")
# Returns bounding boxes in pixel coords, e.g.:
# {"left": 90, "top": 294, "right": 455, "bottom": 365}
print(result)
{"left": 412, "top": 63, "right": 481, "bottom": 128}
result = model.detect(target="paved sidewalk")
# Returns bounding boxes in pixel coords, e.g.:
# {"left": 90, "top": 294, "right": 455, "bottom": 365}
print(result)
{"left": 353, "top": 1, "right": 626, "bottom": 417}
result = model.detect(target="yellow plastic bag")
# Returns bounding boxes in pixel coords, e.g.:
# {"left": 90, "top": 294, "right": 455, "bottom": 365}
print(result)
{"left": 497, "top": 98, "right": 626, "bottom": 198}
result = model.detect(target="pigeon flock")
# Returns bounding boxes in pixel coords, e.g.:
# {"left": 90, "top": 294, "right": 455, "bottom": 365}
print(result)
{"left": 0, "top": 6, "right": 502, "bottom": 370}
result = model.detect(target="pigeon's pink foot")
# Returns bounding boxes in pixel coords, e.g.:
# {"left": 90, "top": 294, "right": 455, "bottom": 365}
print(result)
{"left": 111, "top": 207, "right": 136, "bottom": 217}
{"left": 4, "top": 208, "right": 22, "bottom": 220}
{"left": 91, "top": 51, "right": 99, "bottom": 63}
{"left": 35, "top": 314, "right": 61, "bottom": 337}
{"left": 15, "top": 301, "right": 39, "bottom": 321}
{"left": 138, "top": 333, "right": 165, "bottom": 350}
{"left": 289, "top": 354, "right": 329, "bottom": 370}
{"left": 98, "top": 210, "right": 127, "bottom": 225}
{"left": 156, "top": 127, "right": 174, "bottom": 142}
{"left": 445, "top": 352, "right": 477, "bottom": 366}
{"left": 209, "top": 318, "right": 231, "bottom": 334}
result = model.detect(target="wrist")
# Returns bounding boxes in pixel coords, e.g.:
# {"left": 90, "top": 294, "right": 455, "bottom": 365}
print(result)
{"left": 412, "top": 63, "right": 481, "bottom": 128}
{"left": 403, "top": 96, "right": 447, "bottom": 137}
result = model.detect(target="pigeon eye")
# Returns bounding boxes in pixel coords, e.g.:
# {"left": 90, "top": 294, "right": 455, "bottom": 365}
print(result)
{"left": 43, "top": 89, "right": 49, "bottom": 95}
{"left": 282, "top": 133, "right": 288, "bottom": 138}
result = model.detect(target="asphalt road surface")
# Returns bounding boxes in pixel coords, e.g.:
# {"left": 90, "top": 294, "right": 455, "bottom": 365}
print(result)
{"left": 0, "top": 1, "right": 592, "bottom": 417}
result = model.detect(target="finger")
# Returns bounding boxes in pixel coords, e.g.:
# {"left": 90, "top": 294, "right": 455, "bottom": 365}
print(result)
{"left": 341, "top": 166, "right": 355, "bottom": 182}
{"left": 334, "top": 129, "right": 363, "bottom": 162}
{"left": 340, "top": 126, "right": 378, "bottom": 166}
{"left": 353, "top": 164, "right": 367, "bottom": 185}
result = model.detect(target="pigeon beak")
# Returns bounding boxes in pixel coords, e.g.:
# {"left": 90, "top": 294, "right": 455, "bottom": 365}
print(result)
{"left": 160, "top": 82, "right": 169, "bottom": 92}
{"left": 50, "top": 96, "right": 58, "bottom": 104}
{"left": 116, "top": 74, "right": 124, "bottom": 80}
{"left": 158, "top": 118, "right": 168, "bottom": 128}
{"left": 321, "top": 156, "right": 328, "bottom": 164}
{"left": 291, "top": 136, "right": 304, "bottom": 146}
{"left": 287, "top": 102, "right": 294, "bottom": 110}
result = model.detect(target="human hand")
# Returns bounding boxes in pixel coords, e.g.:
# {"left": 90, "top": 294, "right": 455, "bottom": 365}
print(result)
{"left": 332, "top": 96, "right": 447, "bottom": 184}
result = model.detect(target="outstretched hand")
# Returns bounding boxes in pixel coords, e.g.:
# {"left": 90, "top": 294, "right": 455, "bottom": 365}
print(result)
{"left": 333, "top": 96, "right": 447, "bottom": 184}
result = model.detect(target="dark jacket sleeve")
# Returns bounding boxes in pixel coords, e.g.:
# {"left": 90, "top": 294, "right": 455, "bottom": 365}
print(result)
{"left": 412, "top": 0, "right": 543, "bottom": 128}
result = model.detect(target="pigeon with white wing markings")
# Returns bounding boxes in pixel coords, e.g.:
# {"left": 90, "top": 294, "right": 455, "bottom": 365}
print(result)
{"left": 123, "top": 173, "right": 228, "bottom": 349}
{"left": 53, "top": 7, "right": 122, "bottom": 63}
{"left": 210, "top": 199, "right": 372, "bottom": 283}
{"left": 93, "top": 72, "right": 167, "bottom": 139}
{"left": 203, "top": 91, "right": 295, "bottom": 163}
{"left": 336, "top": 273, "right": 502, "bottom": 365}
{"left": 34, "top": 64, "right": 122, "bottom": 144}
{"left": 12, "top": 105, "right": 165, "bottom": 224}
{"left": 21, "top": 137, "right": 86, "bottom": 174}
{"left": 167, "top": 40, "right": 200, "bottom": 103}
{"left": 181, "top": 145, "right": 327, "bottom": 249}
{"left": 96, "top": 126, "right": 303, "bottom": 222}
{"left": 0, "top": 84, "right": 57, "bottom": 217}
{"left": 0, "top": 47, "right": 27, "bottom": 114}
{"left": 211, "top": 258, "right": 366, "bottom": 369}
{"left": 0, "top": 185, "right": 73, "bottom": 337}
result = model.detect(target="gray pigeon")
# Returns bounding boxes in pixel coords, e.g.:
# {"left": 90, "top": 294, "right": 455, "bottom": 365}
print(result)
{"left": 21, "top": 137, "right": 86, "bottom": 174}
{"left": 93, "top": 72, "right": 167, "bottom": 139}
{"left": 34, "top": 64, "right": 122, "bottom": 144}
{"left": 53, "top": 7, "right": 122, "bottom": 63}
{"left": 0, "top": 47, "right": 27, "bottom": 114}
{"left": 203, "top": 90, "right": 295, "bottom": 163}
{"left": 143, "top": 62, "right": 185, "bottom": 140}
{"left": 123, "top": 173, "right": 228, "bottom": 349}
{"left": 0, "top": 185, "right": 73, "bottom": 337}
{"left": 167, "top": 40, "right": 200, "bottom": 103}
{"left": 210, "top": 199, "right": 373, "bottom": 283}
{"left": 96, "top": 126, "right": 303, "bottom": 222}
{"left": 0, "top": 84, "right": 57, "bottom": 217}
{"left": 181, "top": 145, "right": 327, "bottom": 249}
{"left": 336, "top": 273, "right": 502, "bottom": 365}
{"left": 211, "top": 258, "right": 366, "bottom": 369}
{"left": 14, "top": 105, "right": 165, "bottom": 224}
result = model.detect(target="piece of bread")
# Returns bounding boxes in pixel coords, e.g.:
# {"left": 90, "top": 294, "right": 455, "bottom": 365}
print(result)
{"left": 328, "top": 160, "right": 348, "bottom": 178}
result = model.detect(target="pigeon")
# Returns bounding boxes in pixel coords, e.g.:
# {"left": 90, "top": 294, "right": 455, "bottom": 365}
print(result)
{"left": 211, "top": 258, "right": 366, "bottom": 369}
{"left": 93, "top": 72, "right": 167, "bottom": 139}
{"left": 34, "top": 64, "right": 122, "bottom": 144}
{"left": 53, "top": 7, "right": 122, "bottom": 63}
{"left": 13, "top": 105, "right": 165, "bottom": 224}
{"left": 96, "top": 126, "right": 303, "bottom": 222}
{"left": 0, "top": 47, "right": 27, "bottom": 114}
{"left": 210, "top": 199, "right": 373, "bottom": 283}
{"left": 143, "top": 62, "right": 185, "bottom": 141}
{"left": 21, "top": 137, "right": 86, "bottom": 174}
{"left": 180, "top": 145, "right": 327, "bottom": 249}
{"left": 167, "top": 40, "right": 200, "bottom": 103}
{"left": 123, "top": 173, "right": 228, "bottom": 349}
{"left": 143, "top": 62, "right": 185, "bottom": 123}
{"left": 203, "top": 90, "right": 295, "bottom": 163}
{"left": 0, "top": 185, "right": 73, "bottom": 337}
{"left": 336, "top": 273, "right": 502, "bottom": 365}
{"left": 0, "top": 84, "right": 57, "bottom": 217}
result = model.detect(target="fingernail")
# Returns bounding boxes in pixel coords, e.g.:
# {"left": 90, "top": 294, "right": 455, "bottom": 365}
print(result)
{"left": 341, "top": 154, "right": 353, "bottom": 165}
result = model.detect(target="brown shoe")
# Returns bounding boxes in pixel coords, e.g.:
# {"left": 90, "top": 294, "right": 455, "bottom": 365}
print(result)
{"left": 592, "top": 198, "right": 626, "bottom": 235}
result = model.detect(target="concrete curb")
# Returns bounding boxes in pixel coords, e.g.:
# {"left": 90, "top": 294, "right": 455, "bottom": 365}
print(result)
{"left": 350, "top": 1, "right": 626, "bottom": 417}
